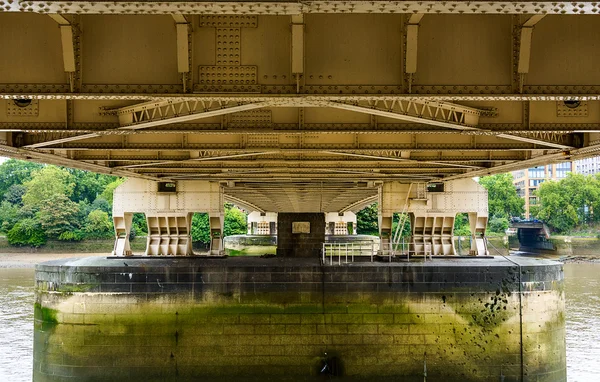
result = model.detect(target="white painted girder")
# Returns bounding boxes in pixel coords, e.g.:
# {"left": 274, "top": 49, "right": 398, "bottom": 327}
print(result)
{"left": 3, "top": 1, "right": 600, "bottom": 15}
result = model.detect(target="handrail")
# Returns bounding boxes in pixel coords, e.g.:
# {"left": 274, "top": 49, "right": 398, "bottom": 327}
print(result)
{"left": 322, "top": 241, "right": 376, "bottom": 264}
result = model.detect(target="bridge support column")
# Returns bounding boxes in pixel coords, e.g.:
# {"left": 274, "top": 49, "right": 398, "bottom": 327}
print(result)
{"left": 325, "top": 212, "right": 357, "bottom": 235}
{"left": 247, "top": 212, "right": 278, "bottom": 235}
{"left": 112, "top": 179, "right": 223, "bottom": 256}
{"left": 209, "top": 213, "right": 224, "bottom": 256}
{"left": 469, "top": 212, "right": 489, "bottom": 256}
{"left": 112, "top": 213, "right": 133, "bottom": 256}
{"left": 145, "top": 213, "right": 193, "bottom": 256}
{"left": 380, "top": 179, "right": 489, "bottom": 256}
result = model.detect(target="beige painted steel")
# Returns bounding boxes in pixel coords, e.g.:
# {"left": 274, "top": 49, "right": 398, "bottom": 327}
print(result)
{"left": 2, "top": 9, "right": 600, "bottom": 224}
{"left": 112, "top": 179, "right": 224, "bottom": 255}
{"left": 380, "top": 179, "right": 489, "bottom": 256}
{"left": 145, "top": 213, "right": 193, "bottom": 256}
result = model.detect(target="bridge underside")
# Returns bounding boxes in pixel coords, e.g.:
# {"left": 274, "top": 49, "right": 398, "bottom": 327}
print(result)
{"left": 2, "top": 2, "right": 600, "bottom": 212}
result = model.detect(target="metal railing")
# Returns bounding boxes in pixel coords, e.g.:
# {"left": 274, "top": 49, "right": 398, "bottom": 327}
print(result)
{"left": 322, "top": 241, "right": 376, "bottom": 265}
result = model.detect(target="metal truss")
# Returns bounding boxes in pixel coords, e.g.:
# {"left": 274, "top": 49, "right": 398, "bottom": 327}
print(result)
{"left": 316, "top": 99, "right": 485, "bottom": 131}
{"left": 24, "top": 99, "right": 277, "bottom": 149}
{"left": 444, "top": 152, "right": 570, "bottom": 181}
{"left": 3, "top": 122, "right": 596, "bottom": 135}
{"left": 116, "top": 99, "right": 278, "bottom": 130}
{"left": 3, "top": 1, "right": 600, "bottom": 15}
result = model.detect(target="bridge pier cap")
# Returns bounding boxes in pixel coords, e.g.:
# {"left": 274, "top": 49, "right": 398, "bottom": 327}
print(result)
{"left": 112, "top": 179, "right": 224, "bottom": 256}
{"left": 379, "top": 179, "right": 489, "bottom": 256}
{"left": 112, "top": 178, "right": 488, "bottom": 257}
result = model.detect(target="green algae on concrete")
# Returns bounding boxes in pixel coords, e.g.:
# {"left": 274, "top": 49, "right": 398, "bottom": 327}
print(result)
{"left": 32, "top": 256, "right": 566, "bottom": 382}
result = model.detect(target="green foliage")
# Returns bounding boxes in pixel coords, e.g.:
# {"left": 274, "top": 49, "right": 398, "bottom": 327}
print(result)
{"left": 191, "top": 205, "right": 248, "bottom": 245}
{"left": 391, "top": 213, "right": 411, "bottom": 238}
{"left": 58, "top": 230, "right": 85, "bottom": 242}
{"left": 488, "top": 217, "right": 509, "bottom": 233}
{"left": 533, "top": 173, "right": 600, "bottom": 232}
{"left": 100, "top": 178, "right": 125, "bottom": 205}
{"left": 38, "top": 194, "right": 81, "bottom": 239}
{"left": 132, "top": 213, "right": 147, "bottom": 235}
{"left": 3, "top": 184, "right": 26, "bottom": 206}
{"left": 0, "top": 201, "right": 19, "bottom": 233}
{"left": 536, "top": 177, "right": 580, "bottom": 232}
{"left": 0, "top": 159, "right": 43, "bottom": 200}
{"left": 84, "top": 209, "right": 113, "bottom": 239}
{"left": 454, "top": 213, "right": 471, "bottom": 236}
{"left": 7, "top": 218, "right": 47, "bottom": 247}
{"left": 191, "top": 213, "right": 210, "bottom": 244}
{"left": 22, "top": 166, "right": 75, "bottom": 209}
{"left": 479, "top": 174, "right": 524, "bottom": 219}
{"left": 67, "top": 169, "right": 117, "bottom": 203}
{"left": 357, "top": 203, "right": 379, "bottom": 235}
{"left": 91, "top": 197, "right": 111, "bottom": 215}
{"left": 224, "top": 203, "right": 247, "bottom": 237}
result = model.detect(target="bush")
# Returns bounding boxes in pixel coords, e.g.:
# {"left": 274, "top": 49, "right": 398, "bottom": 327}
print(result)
{"left": 84, "top": 209, "right": 113, "bottom": 239}
{"left": 129, "top": 226, "right": 136, "bottom": 241}
{"left": 7, "top": 218, "right": 47, "bottom": 247}
{"left": 58, "top": 230, "right": 85, "bottom": 241}
{"left": 488, "top": 217, "right": 510, "bottom": 233}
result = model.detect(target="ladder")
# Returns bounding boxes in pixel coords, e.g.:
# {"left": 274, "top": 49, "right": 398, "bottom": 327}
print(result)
{"left": 391, "top": 183, "right": 414, "bottom": 255}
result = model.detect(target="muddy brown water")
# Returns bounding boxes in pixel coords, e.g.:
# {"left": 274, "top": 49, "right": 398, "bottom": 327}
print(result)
{"left": 0, "top": 263, "right": 598, "bottom": 381}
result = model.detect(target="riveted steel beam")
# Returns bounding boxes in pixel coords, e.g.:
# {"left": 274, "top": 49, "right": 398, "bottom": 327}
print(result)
{"left": 4, "top": 1, "right": 600, "bottom": 15}
{"left": 315, "top": 99, "right": 483, "bottom": 131}
{"left": 23, "top": 100, "right": 275, "bottom": 148}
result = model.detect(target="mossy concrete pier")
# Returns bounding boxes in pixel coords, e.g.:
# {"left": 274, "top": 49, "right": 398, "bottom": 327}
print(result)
{"left": 34, "top": 257, "right": 565, "bottom": 381}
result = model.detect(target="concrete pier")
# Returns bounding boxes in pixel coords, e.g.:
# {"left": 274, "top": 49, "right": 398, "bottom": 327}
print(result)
{"left": 34, "top": 257, "right": 565, "bottom": 381}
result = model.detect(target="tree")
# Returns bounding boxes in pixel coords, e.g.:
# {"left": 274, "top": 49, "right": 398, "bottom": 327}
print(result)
{"left": 132, "top": 213, "right": 147, "bottom": 235}
{"left": 479, "top": 174, "right": 524, "bottom": 219}
{"left": 3, "top": 184, "right": 26, "bottom": 206}
{"left": 38, "top": 194, "right": 81, "bottom": 239}
{"left": 224, "top": 204, "right": 247, "bottom": 237}
{"left": 357, "top": 203, "right": 379, "bottom": 235}
{"left": 100, "top": 178, "right": 125, "bottom": 205}
{"left": 67, "top": 168, "right": 117, "bottom": 203}
{"left": 536, "top": 180, "right": 579, "bottom": 232}
{"left": 7, "top": 218, "right": 46, "bottom": 247}
{"left": 0, "top": 201, "right": 19, "bottom": 233}
{"left": 191, "top": 213, "right": 210, "bottom": 244}
{"left": 0, "top": 159, "right": 43, "bottom": 200}
{"left": 85, "top": 210, "right": 113, "bottom": 238}
{"left": 488, "top": 217, "right": 509, "bottom": 233}
{"left": 91, "top": 197, "right": 111, "bottom": 215}
{"left": 454, "top": 213, "right": 471, "bottom": 236}
{"left": 22, "top": 166, "right": 75, "bottom": 209}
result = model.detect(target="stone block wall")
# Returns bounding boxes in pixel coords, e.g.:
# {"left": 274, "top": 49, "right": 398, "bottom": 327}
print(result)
{"left": 276, "top": 213, "right": 325, "bottom": 258}
{"left": 34, "top": 257, "right": 565, "bottom": 382}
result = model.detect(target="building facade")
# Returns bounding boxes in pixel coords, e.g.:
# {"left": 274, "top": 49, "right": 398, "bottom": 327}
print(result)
{"left": 512, "top": 162, "right": 572, "bottom": 219}
{"left": 574, "top": 156, "right": 600, "bottom": 176}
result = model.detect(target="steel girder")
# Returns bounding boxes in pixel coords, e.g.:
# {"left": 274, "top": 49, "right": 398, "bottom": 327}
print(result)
{"left": 2, "top": 1, "right": 600, "bottom": 15}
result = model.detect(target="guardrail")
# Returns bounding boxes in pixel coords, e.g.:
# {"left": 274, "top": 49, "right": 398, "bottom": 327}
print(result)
{"left": 322, "top": 241, "right": 376, "bottom": 265}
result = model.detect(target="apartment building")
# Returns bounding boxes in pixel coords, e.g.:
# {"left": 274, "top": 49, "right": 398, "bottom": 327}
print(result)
{"left": 512, "top": 162, "right": 572, "bottom": 218}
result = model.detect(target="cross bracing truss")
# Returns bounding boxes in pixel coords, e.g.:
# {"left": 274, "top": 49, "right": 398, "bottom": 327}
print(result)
{"left": 317, "top": 99, "right": 485, "bottom": 131}
{"left": 2, "top": 9, "right": 600, "bottom": 213}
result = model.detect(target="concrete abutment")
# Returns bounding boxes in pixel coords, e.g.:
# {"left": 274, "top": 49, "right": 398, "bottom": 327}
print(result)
{"left": 33, "top": 257, "right": 565, "bottom": 382}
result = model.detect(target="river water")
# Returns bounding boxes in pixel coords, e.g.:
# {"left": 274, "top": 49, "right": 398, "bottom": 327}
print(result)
{"left": 0, "top": 263, "right": 598, "bottom": 381}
